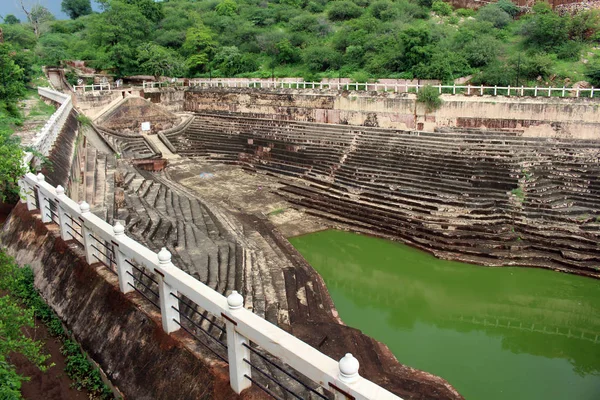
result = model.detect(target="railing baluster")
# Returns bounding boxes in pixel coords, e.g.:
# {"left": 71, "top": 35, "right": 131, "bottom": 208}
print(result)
{"left": 156, "top": 247, "right": 180, "bottom": 334}
{"left": 225, "top": 291, "right": 252, "bottom": 394}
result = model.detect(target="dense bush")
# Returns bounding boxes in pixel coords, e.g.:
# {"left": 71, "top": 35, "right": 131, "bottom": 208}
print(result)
{"left": 327, "top": 1, "right": 364, "bottom": 21}
{"left": 476, "top": 5, "right": 511, "bottom": 29}
{"left": 432, "top": 1, "right": 452, "bottom": 16}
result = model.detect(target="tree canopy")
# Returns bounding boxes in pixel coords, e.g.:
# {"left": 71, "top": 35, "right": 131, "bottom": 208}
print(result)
{"left": 61, "top": 0, "right": 93, "bottom": 20}
{"left": 1, "top": 0, "right": 599, "bottom": 87}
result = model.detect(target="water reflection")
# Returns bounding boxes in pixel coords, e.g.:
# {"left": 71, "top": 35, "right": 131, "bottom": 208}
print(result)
{"left": 291, "top": 230, "right": 600, "bottom": 400}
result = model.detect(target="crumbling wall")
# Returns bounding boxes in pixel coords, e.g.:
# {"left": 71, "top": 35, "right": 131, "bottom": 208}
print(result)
{"left": 143, "top": 87, "right": 186, "bottom": 112}
{"left": 183, "top": 88, "right": 600, "bottom": 139}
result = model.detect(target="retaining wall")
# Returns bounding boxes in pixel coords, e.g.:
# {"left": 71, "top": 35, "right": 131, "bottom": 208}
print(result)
{"left": 183, "top": 88, "right": 600, "bottom": 139}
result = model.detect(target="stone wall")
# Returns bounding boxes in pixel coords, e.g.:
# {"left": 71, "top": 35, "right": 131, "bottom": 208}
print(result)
{"left": 143, "top": 87, "right": 186, "bottom": 112}
{"left": 183, "top": 88, "right": 600, "bottom": 139}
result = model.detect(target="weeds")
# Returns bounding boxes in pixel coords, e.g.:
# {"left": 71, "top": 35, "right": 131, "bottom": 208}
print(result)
{"left": 0, "top": 251, "right": 113, "bottom": 399}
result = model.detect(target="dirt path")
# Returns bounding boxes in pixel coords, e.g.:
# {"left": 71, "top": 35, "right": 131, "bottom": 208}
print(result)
{"left": 10, "top": 317, "right": 92, "bottom": 400}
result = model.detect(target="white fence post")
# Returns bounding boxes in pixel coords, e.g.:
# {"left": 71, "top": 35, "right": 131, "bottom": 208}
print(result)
{"left": 225, "top": 291, "right": 252, "bottom": 394}
{"left": 156, "top": 247, "right": 180, "bottom": 334}
{"left": 55, "top": 185, "right": 71, "bottom": 240}
{"left": 23, "top": 178, "right": 37, "bottom": 211}
{"left": 335, "top": 353, "right": 360, "bottom": 399}
{"left": 113, "top": 222, "right": 134, "bottom": 294}
{"left": 80, "top": 201, "right": 97, "bottom": 265}
{"left": 36, "top": 173, "right": 52, "bottom": 223}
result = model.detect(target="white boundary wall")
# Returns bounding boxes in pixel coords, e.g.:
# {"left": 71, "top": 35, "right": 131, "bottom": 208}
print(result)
{"left": 159, "top": 78, "right": 599, "bottom": 98}
{"left": 20, "top": 87, "right": 403, "bottom": 400}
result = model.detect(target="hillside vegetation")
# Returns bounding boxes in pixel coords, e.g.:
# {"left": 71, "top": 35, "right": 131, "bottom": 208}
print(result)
{"left": 3, "top": 0, "right": 600, "bottom": 87}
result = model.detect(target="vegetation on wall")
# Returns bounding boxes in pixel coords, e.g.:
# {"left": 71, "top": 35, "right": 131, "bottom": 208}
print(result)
{"left": 0, "top": 250, "right": 113, "bottom": 399}
{"left": 3, "top": 0, "right": 600, "bottom": 87}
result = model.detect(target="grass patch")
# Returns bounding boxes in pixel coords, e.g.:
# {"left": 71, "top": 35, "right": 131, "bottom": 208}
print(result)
{"left": 268, "top": 208, "right": 286, "bottom": 216}
{"left": 0, "top": 250, "right": 113, "bottom": 399}
{"left": 511, "top": 187, "right": 525, "bottom": 202}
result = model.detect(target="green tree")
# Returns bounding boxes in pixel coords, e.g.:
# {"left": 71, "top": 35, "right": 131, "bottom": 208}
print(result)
{"left": 476, "top": 5, "right": 511, "bottom": 29}
{"left": 0, "top": 44, "right": 26, "bottom": 105}
{"left": 1, "top": 24, "right": 37, "bottom": 49}
{"left": 61, "top": 0, "right": 92, "bottom": 20}
{"left": 521, "top": 2, "right": 568, "bottom": 51}
{"left": 432, "top": 1, "right": 452, "bottom": 17}
{"left": 182, "top": 24, "right": 217, "bottom": 74}
{"left": 212, "top": 46, "right": 258, "bottom": 75}
{"left": 303, "top": 46, "right": 341, "bottom": 72}
{"left": 463, "top": 35, "right": 500, "bottom": 67}
{"left": 137, "top": 43, "right": 185, "bottom": 78}
{"left": 3, "top": 15, "right": 20, "bottom": 25}
{"left": 496, "top": 0, "right": 520, "bottom": 18}
{"left": 327, "top": 1, "right": 363, "bottom": 21}
{"left": 124, "top": 0, "right": 164, "bottom": 23}
{"left": 215, "top": 0, "right": 239, "bottom": 17}
{"left": 585, "top": 58, "right": 600, "bottom": 87}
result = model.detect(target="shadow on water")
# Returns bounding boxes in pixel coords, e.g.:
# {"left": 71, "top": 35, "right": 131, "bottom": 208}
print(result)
{"left": 290, "top": 230, "right": 600, "bottom": 400}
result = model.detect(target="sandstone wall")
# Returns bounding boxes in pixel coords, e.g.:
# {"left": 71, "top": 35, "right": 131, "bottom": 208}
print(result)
{"left": 183, "top": 88, "right": 600, "bottom": 139}
{"left": 144, "top": 87, "right": 186, "bottom": 112}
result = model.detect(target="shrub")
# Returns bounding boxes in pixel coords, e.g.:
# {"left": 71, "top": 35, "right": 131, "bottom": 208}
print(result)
{"left": 476, "top": 5, "right": 511, "bottom": 29}
{"left": 456, "top": 8, "right": 475, "bottom": 17}
{"left": 370, "top": 0, "right": 397, "bottom": 21}
{"left": 585, "top": 59, "right": 600, "bottom": 87}
{"left": 215, "top": 0, "right": 238, "bottom": 16}
{"left": 521, "top": 2, "right": 568, "bottom": 51}
{"left": 471, "top": 62, "right": 514, "bottom": 86}
{"left": 463, "top": 35, "right": 500, "bottom": 67}
{"left": 496, "top": 0, "right": 520, "bottom": 18}
{"left": 327, "top": 1, "right": 363, "bottom": 21}
{"left": 555, "top": 41, "right": 582, "bottom": 61}
{"left": 417, "top": 85, "right": 443, "bottom": 112}
{"left": 432, "top": 1, "right": 452, "bottom": 17}
{"left": 303, "top": 46, "right": 342, "bottom": 72}
{"left": 517, "top": 53, "right": 553, "bottom": 80}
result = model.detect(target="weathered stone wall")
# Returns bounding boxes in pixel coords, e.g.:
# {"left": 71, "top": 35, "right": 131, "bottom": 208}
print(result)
{"left": 183, "top": 88, "right": 600, "bottom": 139}
{"left": 143, "top": 87, "right": 186, "bottom": 112}
{"left": 97, "top": 97, "right": 180, "bottom": 134}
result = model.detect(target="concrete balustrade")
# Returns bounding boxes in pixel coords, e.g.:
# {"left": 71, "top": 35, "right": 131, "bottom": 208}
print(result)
{"left": 18, "top": 170, "right": 402, "bottom": 400}
{"left": 184, "top": 78, "right": 600, "bottom": 98}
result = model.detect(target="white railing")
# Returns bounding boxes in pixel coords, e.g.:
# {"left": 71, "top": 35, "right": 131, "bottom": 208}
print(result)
{"left": 185, "top": 78, "right": 600, "bottom": 98}
{"left": 74, "top": 83, "right": 111, "bottom": 93}
{"left": 24, "top": 88, "right": 73, "bottom": 165}
{"left": 21, "top": 88, "right": 402, "bottom": 399}
{"left": 142, "top": 80, "right": 185, "bottom": 89}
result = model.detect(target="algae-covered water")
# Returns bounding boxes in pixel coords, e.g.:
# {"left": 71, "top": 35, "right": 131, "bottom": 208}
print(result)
{"left": 289, "top": 230, "right": 600, "bottom": 400}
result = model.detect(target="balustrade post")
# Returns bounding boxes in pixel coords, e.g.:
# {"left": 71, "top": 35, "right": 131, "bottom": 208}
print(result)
{"left": 79, "top": 201, "right": 97, "bottom": 265}
{"left": 225, "top": 291, "right": 252, "bottom": 394}
{"left": 36, "top": 173, "right": 52, "bottom": 223}
{"left": 22, "top": 178, "right": 37, "bottom": 211}
{"left": 156, "top": 248, "right": 180, "bottom": 334}
{"left": 113, "top": 222, "right": 134, "bottom": 294}
{"left": 334, "top": 353, "right": 360, "bottom": 399}
{"left": 55, "top": 185, "right": 71, "bottom": 240}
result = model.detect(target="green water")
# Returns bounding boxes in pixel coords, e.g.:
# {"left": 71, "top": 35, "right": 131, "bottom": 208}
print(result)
{"left": 289, "top": 230, "right": 600, "bottom": 400}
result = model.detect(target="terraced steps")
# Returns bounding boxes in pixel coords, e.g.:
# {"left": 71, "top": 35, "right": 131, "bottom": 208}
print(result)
{"left": 166, "top": 113, "right": 600, "bottom": 276}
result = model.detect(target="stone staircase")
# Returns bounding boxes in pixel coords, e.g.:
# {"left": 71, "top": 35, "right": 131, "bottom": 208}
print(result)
{"left": 163, "top": 113, "right": 600, "bottom": 277}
